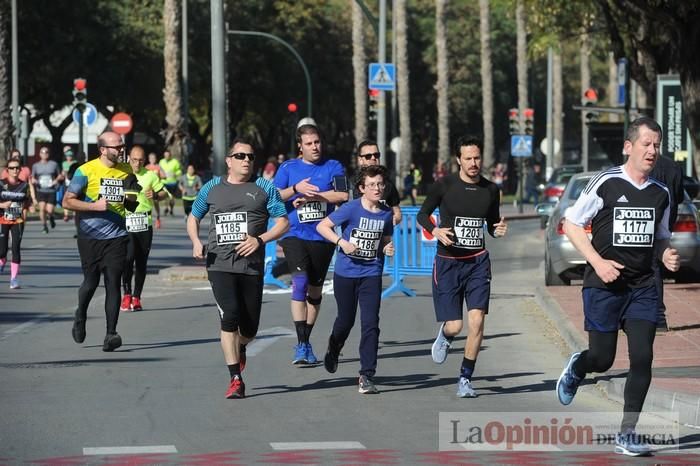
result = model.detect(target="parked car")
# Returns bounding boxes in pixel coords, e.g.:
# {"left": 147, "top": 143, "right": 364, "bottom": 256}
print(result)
{"left": 544, "top": 172, "right": 700, "bottom": 285}
{"left": 536, "top": 165, "right": 584, "bottom": 229}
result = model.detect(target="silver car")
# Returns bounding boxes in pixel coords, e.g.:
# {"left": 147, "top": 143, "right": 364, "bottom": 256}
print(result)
{"left": 542, "top": 172, "right": 700, "bottom": 285}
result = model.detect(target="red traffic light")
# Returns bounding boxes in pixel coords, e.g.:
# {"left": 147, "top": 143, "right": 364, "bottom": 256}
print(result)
{"left": 523, "top": 108, "right": 534, "bottom": 119}
{"left": 509, "top": 108, "right": 519, "bottom": 118}
{"left": 583, "top": 88, "right": 598, "bottom": 103}
{"left": 74, "top": 78, "right": 87, "bottom": 91}
{"left": 368, "top": 89, "right": 380, "bottom": 98}
{"left": 287, "top": 102, "right": 298, "bottom": 113}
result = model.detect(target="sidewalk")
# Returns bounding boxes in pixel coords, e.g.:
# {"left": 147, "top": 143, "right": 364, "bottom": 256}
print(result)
{"left": 537, "top": 283, "right": 700, "bottom": 426}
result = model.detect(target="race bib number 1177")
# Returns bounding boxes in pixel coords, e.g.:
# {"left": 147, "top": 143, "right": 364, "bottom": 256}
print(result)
{"left": 612, "top": 207, "right": 655, "bottom": 247}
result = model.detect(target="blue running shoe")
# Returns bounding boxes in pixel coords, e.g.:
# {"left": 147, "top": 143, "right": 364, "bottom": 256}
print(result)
{"left": 556, "top": 352, "right": 582, "bottom": 405}
{"left": 305, "top": 342, "right": 318, "bottom": 364}
{"left": 615, "top": 430, "right": 652, "bottom": 456}
{"left": 292, "top": 343, "right": 307, "bottom": 365}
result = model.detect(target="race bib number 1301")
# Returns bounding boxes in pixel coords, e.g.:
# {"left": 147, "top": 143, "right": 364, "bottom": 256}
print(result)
{"left": 99, "top": 178, "right": 125, "bottom": 202}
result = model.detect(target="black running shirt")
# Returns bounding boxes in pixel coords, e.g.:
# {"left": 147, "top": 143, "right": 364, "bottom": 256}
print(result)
{"left": 566, "top": 166, "right": 671, "bottom": 289}
{"left": 417, "top": 173, "right": 501, "bottom": 258}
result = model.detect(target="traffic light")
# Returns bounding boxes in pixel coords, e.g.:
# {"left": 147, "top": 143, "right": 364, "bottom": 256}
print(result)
{"left": 287, "top": 102, "right": 298, "bottom": 113}
{"left": 73, "top": 78, "right": 87, "bottom": 112}
{"left": 368, "top": 89, "right": 380, "bottom": 121}
{"left": 523, "top": 108, "right": 534, "bottom": 135}
{"left": 582, "top": 87, "right": 599, "bottom": 124}
{"left": 508, "top": 108, "right": 520, "bottom": 135}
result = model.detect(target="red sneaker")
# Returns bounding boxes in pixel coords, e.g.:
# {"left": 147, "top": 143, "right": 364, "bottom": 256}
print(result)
{"left": 225, "top": 375, "right": 245, "bottom": 399}
{"left": 130, "top": 296, "right": 143, "bottom": 311}
{"left": 155, "top": 218, "right": 162, "bottom": 229}
{"left": 120, "top": 294, "right": 132, "bottom": 312}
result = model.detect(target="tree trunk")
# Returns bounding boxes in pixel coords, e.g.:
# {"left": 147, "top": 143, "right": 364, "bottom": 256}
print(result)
{"left": 352, "top": 0, "right": 367, "bottom": 151}
{"left": 479, "top": 0, "right": 494, "bottom": 168}
{"left": 162, "top": 0, "right": 189, "bottom": 163}
{"left": 395, "top": 0, "right": 412, "bottom": 186}
{"left": 553, "top": 48, "right": 563, "bottom": 168}
{"left": 0, "top": 3, "right": 13, "bottom": 165}
{"left": 607, "top": 52, "right": 619, "bottom": 122}
{"left": 580, "top": 31, "right": 590, "bottom": 170}
{"left": 515, "top": 0, "right": 528, "bottom": 131}
{"left": 435, "top": 0, "right": 449, "bottom": 166}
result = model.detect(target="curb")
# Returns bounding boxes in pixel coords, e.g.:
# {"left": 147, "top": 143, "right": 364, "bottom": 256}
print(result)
{"left": 534, "top": 286, "right": 700, "bottom": 427}
{"left": 159, "top": 265, "right": 207, "bottom": 282}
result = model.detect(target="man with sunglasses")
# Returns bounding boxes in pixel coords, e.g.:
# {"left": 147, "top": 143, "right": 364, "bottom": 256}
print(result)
{"left": 31, "top": 146, "right": 63, "bottom": 234}
{"left": 274, "top": 124, "right": 348, "bottom": 365}
{"left": 187, "top": 138, "right": 289, "bottom": 399}
{"left": 354, "top": 140, "right": 402, "bottom": 225}
{"left": 63, "top": 131, "right": 141, "bottom": 352}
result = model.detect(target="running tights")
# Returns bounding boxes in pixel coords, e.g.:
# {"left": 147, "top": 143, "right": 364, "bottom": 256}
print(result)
{"left": 0, "top": 223, "right": 23, "bottom": 263}
{"left": 573, "top": 319, "right": 656, "bottom": 431}
{"left": 123, "top": 228, "right": 153, "bottom": 297}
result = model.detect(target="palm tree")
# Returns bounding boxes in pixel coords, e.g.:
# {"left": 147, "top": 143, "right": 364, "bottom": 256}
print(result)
{"left": 553, "top": 47, "right": 563, "bottom": 168}
{"left": 435, "top": 0, "right": 449, "bottom": 166}
{"left": 0, "top": 2, "right": 13, "bottom": 163}
{"left": 162, "top": 0, "right": 189, "bottom": 162}
{"left": 580, "top": 31, "right": 590, "bottom": 171}
{"left": 479, "top": 0, "right": 495, "bottom": 169}
{"left": 516, "top": 0, "right": 528, "bottom": 132}
{"left": 352, "top": 0, "right": 367, "bottom": 150}
{"left": 395, "top": 0, "right": 412, "bottom": 186}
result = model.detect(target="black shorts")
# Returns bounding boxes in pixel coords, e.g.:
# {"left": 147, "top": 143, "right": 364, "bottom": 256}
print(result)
{"left": 208, "top": 270, "right": 264, "bottom": 336}
{"left": 280, "top": 237, "right": 336, "bottom": 286}
{"left": 37, "top": 191, "right": 56, "bottom": 205}
{"left": 164, "top": 183, "right": 180, "bottom": 198}
{"left": 77, "top": 236, "right": 128, "bottom": 276}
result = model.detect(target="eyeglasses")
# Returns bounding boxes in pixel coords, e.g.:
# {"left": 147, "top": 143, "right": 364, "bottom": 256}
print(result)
{"left": 7, "top": 166, "right": 20, "bottom": 170}
{"left": 359, "top": 152, "right": 381, "bottom": 160}
{"left": 103, "top": 144, "right": 125, "bottom": 151}
{"left": 364, "top": 182, "right": 386, "bottom": 190}
{"left": 39, "top": 150, "right": 49, "bottom": 154}
{"left": 228, "top": 152, "right": 255, "bottom": 161}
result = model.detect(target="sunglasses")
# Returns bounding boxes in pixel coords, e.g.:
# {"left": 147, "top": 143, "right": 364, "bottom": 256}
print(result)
{"left": 228, "top": 152, "right": 255, "bottom": 161}
{"left": 103, "top": 144, "right": 125, "bottom": 151}
{"left": 7, "top": 166, "right": 21, "bottom": 170}
{"left": 359, "top": 152, "right": 380, "bottom": 160}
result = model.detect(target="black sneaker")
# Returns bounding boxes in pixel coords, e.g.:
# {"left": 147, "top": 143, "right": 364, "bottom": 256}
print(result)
{"left": 49, "top": 215, "right": 56, "bottom": 229}
{"left": 72, "top": 319, "right": 86, "bottom": 344}
{"left": 103, "top": 333, "right": 122, "bottom": 352}
{"left": 323, "top": 335, "right": 342, "bottom": 373}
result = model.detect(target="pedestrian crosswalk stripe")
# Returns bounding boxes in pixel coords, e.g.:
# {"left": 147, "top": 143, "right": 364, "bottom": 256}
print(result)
{"left": 83, "top": 445, "right": 178, "bottom": 455}
{"left": 270, "top": 442, "right": 366, "bottom": 450}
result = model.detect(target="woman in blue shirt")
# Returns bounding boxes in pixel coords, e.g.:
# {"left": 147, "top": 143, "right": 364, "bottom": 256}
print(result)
{"left": 316, "top": 165, "right": 394, "bottom": 394}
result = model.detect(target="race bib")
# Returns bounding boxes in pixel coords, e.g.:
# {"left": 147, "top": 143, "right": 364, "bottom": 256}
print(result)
{"left": 214, "top": 211, "right": 248, "bottom": 245}
{"left": 126, "top": 212, "right": 149, "bottom": 232}
{"left": 38, "top": 175, "right": 53, "bottom": 189}
{"left": 348, "top": 228, "right": 382, "bottom": 260}
{"left": 3, "top": 202, "right": 21, "bottom": 221}
{"left": 453, "top": 216, "right": 484, "bottom": 249}
{"left": 612, "top": 207, "right": 654, "bottom": 247}
{"left": 99, "top": 178, "right": 125, "bottom": 203}
{"left": 297, "top": 201, "right": 327, "bottom": 223}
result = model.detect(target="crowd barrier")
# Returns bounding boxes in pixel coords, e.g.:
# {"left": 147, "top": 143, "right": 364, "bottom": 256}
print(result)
{"left": 262, "top": 206, "right": 441, "bottom": 298}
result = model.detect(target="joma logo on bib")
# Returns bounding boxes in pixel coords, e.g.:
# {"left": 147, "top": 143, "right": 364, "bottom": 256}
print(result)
{"left": 612, "top": 207, "right": 654, "bottom": 247}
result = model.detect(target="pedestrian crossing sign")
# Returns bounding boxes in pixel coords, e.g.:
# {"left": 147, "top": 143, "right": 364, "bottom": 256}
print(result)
{"left": 511, "top": 135, "right": 533, "bottom": 157}
{"left": 368, "top": 63, "right": 396, "bottom": 91}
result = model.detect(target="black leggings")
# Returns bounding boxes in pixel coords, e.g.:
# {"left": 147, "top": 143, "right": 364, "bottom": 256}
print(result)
{"left": 0, "top": 223, "right": 24, "bottom": 263}
{"left": 573, "top": 318, "right": 656, "bottom": 431}
{"left": 123, "top": 228, "right": 153, "bottom": 297}
{"left": 77, "top": 237, "right": 127, "bottom": 334}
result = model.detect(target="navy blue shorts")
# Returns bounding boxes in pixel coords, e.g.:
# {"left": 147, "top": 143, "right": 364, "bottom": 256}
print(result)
{"left": 432, "top": 252, "right": 491, "bottom": 322}
{"left": 582, "top": 285, "right": 658, "bottom": 332}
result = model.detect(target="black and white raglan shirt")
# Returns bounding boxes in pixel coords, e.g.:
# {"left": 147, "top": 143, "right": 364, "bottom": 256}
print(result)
{"left": 565, "top": 165, "right": 672, "bottom": 290}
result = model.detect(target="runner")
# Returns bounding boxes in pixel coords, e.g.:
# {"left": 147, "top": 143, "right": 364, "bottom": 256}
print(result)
{"left": 273, "top": 124, "right": 348, "bottom": 365}
{"left": 61, "top": 147, "right": 77, "bottom": 222}
{"left": 159, "top": 150, "right": 182, "bottom": 216}
{"left": 187, "top": 138, "right": 289, "bottom": 399}
{"left": 120, "top": 146, "right": 168, "bottom": 312}
{"left": 179, "top": 164, "right": 202, "bottom": 220}
{"left": 556, "top": 117, "right": 680, "bottom": 456}
{"left": 353, "top": 140, "right": 402, "bottom": 225}
{"left": 418, "top": 135, "right": 507, "bottom": 398}
{"left": 316, "top": 165, "right": 394, "bottom": 394}
{"left": 63, "top": 131, "right": 141, "bottom": 352}
{"left": 145, "top": 152, "right": 164, "bottom": 228}
{"left": 1, "top": 159, "right": 32, "bottom": 289}
{"left": 31, "top": 146, "right": 63, "bottom": 233}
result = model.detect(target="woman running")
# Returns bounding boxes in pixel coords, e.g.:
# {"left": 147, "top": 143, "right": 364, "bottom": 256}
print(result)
{"left": 1, "top": 158, "right": 32, "bottom": 289}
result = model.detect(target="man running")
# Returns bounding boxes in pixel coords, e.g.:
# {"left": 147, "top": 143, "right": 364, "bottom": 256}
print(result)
{"left": 31, "top": 146, "right": 63, "bottom": 233}
{"left": 419, "top": 135, "right": 507, "bottom": 398}
{"left": 556, "top": 117, "right": 680, "bottom": 457}
{"left": 274, "top": 124, "right": 348, "bottom": 364}
{"left": 159, "top": 149, "right": 182, "bottom": 216}
{"left": 179, "top": 164, "right": 202, "bottom": 219}
{"left": 187, "top": 138, "right": 288, "bottom": 399}
{"left": 145, "top": 152, "right": 164, "bottom": 228}
{"left": 354, "top": 140, "right": 402, "bottom": 225}
{"left": 63, "top": 131, "right": 141, "bottom": 352}
{"left": 61, "top": 146, "right": 77, "bottom": 222}
{"left": 120, "top": 145, "right": 168, "bottom": 312}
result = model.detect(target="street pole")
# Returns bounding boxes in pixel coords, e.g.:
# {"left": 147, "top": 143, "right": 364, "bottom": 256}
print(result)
{"left": 11, "top": 0, "right": 19, "bottom": 152}
{"left": 376, "top": 0, "right": 387, "bottom": 156}
{"left": 182, "top": 0, "right": 189, "bottom": 164}
{"left": 211, "top": 0, "right": 227, "bottom": 176}
{"left": 546, "top": 47, "right": 553, "bottom": 180}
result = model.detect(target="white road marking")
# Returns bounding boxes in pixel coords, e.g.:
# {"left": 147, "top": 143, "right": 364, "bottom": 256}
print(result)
{"left": 247, "top": 327, "right": 295, "bottom": 356}
{"left": 83, "top": 445, "right": 178, "bottom": 455}
{"left": 270, "top": 441, "right": 365, "bottom": 450}
{"left": 0, "top": 314, "right": 52, "bottom": 341}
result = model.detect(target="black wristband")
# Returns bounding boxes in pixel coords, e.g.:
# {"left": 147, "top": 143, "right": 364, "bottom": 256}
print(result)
{"left": 336, "top": 237, "right": 342, "bottom": 246}
{"left": 292, "top": 183, "right": 298, "bottom": 194}
{"left": 255, "top": 236, "right": 264, "bottom": 247}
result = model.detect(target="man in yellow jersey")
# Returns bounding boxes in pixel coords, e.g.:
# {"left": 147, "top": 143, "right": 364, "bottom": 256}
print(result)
{"left": 63, "top": 131, "right": 141, "bottom": 352}
{"left": 120, "top": 146, "right": 168, "bottom": 312}
{"left": 178, "top": 163, "right": 202, "bottom": 220}
{"left": 159, "top": 150, "right": 182, "bottom": 216}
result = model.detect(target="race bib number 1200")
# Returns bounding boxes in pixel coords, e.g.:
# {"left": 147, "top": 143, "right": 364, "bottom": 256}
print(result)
{"left": 612, "top": 207, "right": 655, "bottom": 247}
{"left": 214, "top": 212, "right": 248, "bottom": 245}
{"left": 453, "top": 216, "right": 484, "bottom": 249}
{"left": 99, "top": 178, "right": 125, "bottom": 203}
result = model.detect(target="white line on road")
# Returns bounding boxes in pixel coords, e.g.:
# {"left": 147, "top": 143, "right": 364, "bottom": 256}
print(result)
{"left": 83, "top": 445, "right": 178, "bottom": 455}
{"left": 270, "top": 442, "right": 365, "bottom": 450}
{"left": 247, "top": 326, "right": 295, "bottom": 356}
{"left": 0, "top": 314, "right": 52, "bottom": 342}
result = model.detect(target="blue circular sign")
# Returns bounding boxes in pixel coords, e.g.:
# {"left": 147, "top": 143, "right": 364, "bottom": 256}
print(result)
{"left": 72, "top": 103, "right": 98, "bottom": 127}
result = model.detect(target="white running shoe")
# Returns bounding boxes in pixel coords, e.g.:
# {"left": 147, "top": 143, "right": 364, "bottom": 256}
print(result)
{"left": 456, "top": 377, "right": 477, "bottom": 398}
{"left": 431, "top": 322, "right": 451, "bottom": 364}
